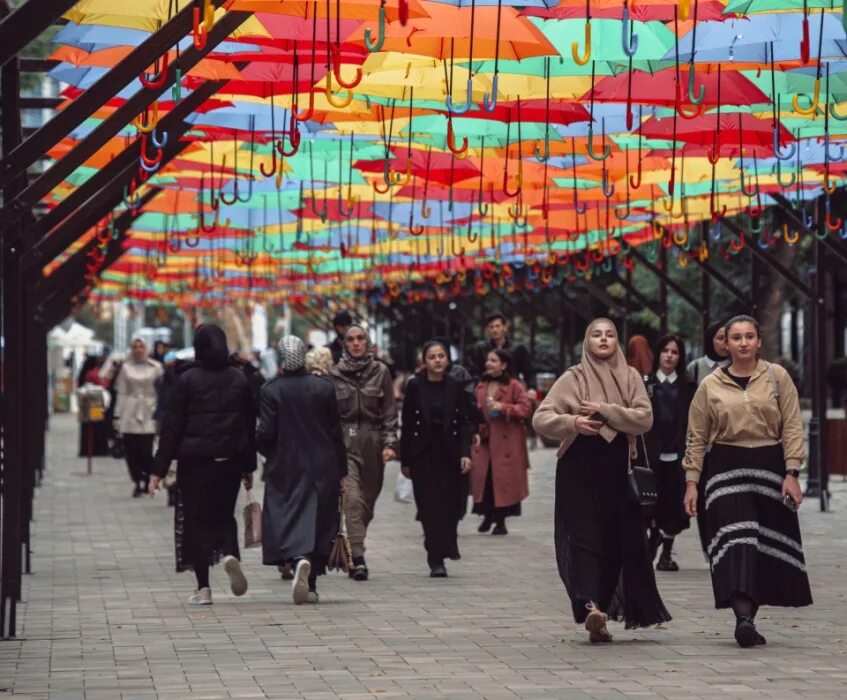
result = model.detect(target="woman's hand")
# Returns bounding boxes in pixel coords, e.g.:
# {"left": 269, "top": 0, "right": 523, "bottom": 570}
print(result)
{"left": 401, "top": 466, "right": 411, "bottom": 479}
{"left": 782, "top": 474, "right": 803, "bottom": 508}
{"left": 684, "top": 482, "right": 699, "bottom": 517}
{"left": 148, "top": 475, "right": 160, "bottom": 497}
{"left": 472, "top": 434, "right": 481, "bottom": 447}
{"left": 382, "top": 447, "right": 397, "bottom": 463}
{"left": 578, "top": 401, "right": 602, "bottom": 417}
{"left": 460, "top": 457, "right": 472, "bottom": 474}
{"left": 574, "top": 415, "right": 604, "bottom": 436}
{"left": 490, "top": 401, "right": 504, "bottom": 412}
{"left": 242, "top": 472, "right": 254, "bottom": 490}
{"left": 341, "top": 476, "right": 349, "bottom": 494}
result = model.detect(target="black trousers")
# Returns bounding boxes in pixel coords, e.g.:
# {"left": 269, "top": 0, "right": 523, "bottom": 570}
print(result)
{"left": 123, "top": 434, "right": 154, "bottom": 485}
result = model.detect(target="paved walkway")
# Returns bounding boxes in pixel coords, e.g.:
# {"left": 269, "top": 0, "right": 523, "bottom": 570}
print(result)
{"left": 2, "top": 413, "right": 847, "bottom": 700}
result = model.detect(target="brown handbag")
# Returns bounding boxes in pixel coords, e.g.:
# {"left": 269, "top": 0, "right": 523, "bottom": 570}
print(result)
{"left": 327, "top": 494, "right": 353, "bottom": 573}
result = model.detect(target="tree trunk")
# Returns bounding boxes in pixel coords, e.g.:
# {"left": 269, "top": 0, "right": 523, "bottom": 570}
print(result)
{"left": 757, "top": 243, "right": 799, "bottom": 362}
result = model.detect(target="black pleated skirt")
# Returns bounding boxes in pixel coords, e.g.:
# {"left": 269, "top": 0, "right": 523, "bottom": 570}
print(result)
{"left": 653, "top": 457, "right": 691, "bottom": 536}
{"left": 699, "top": 443, "right": 813, "bottom": 609}
{"left": 555, "top": 434, "right": 671, "bottom": 629}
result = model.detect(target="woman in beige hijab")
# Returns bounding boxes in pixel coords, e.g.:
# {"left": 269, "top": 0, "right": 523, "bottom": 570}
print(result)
{"left": 533, "top": 318, "right": 670, "bottom": 643}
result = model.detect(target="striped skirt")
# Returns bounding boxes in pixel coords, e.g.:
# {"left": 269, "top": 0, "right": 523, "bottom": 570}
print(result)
{"left": 699, "top": 443, "right": 813, "bottom": 609}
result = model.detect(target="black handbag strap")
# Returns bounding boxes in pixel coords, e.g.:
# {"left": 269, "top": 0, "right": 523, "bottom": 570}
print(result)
{"left": 627, "top": 434, "right": 651, "bottom": 474}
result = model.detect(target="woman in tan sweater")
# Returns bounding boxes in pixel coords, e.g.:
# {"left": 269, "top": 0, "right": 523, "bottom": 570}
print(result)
{"left": 533, "top": 318, "right": 670, "bottom": 643}
{"left": 683, "top": 315, "right": 812, "bottom": 648}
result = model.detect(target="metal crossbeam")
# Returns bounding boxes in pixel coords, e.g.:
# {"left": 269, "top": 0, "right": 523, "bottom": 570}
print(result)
{"left": 26, "top": 131, "right": 190, "bottom": 268}
{"left": 721, "top": 217, "right": 812, "bottom": 299}
{"left": 0, "top": 0, "right": 231, "bottom": 189}
{"left": 610, "top": 271, "right": 662, "bottom": 316}
{"left": 0, "top": 0, "right": 77, "bottom": 67}
{"left": 36, "top": 190, "right": 160, "bottom": 326}
{"left": 2, "top": 8, "right": 252, "bottom": 217}
{"left": 626, "top": 244, "right": 703, "bottom": 312}
{"left": 35, "top": 78, "right": 226, "bottom": 237}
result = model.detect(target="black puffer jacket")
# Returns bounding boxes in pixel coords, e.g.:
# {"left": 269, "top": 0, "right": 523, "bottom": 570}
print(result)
{"left": 153, "top": 325, "right": 256, "bottom": 476}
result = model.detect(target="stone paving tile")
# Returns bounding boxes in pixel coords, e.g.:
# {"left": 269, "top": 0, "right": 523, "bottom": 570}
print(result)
{"left": 2, "top": 413, "right": 847, "bottom": 699}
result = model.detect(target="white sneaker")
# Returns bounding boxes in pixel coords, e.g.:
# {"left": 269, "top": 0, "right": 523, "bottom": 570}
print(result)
{"left": 291, "top": 559, "right": 311, "bottom": 605}
{"left": 188, "top": 587, "right": 212, "bottom": 605}
{"left": 223, "top": 555, "right": 248, "bottom": 597}
{"left": 306, "top": 591, "right": 319, "bottom": 604}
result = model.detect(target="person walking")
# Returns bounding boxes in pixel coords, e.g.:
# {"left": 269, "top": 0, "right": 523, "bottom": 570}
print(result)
{"left": 113, "top": 337, "right": 163, "bottom": 497}
{"left": 533, "top": 318, "right": 670, "bottom": 643}
{"left": 683, "top": 315, "right": 812, "bottom": 647}
{"left": 150, "top": 324, "right": 256, "bottom": 606}
{"left": 465, "top": 313, "right": 535, "bottom": 390}
{"left": 329, "top": 323, "right": 399, "bottom": 581}
{"left": 305, "top": 346, "right": 334, "bottom": 376}
{"left": 77, "top": 354, "right": 111, "bottom": 457}
{"left": 325, "top": 310, "right": 353, "bottom": 364}
{"left": 401, "top": 340, "right": 474, "bottom": 577}
{"left": 470, "top": 349, "right": 532, "bottom": 536}
{"left": 644, "top": 334, "right": 696, "bottom": 571}
{"left": 257, "top": 336, "right": 348, "bottom": 604}
{"left": 687, "top": 321, "right": 729, "bottom": 385}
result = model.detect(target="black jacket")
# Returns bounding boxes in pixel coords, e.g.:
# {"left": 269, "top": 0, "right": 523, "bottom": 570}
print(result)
{"left": 465, "top": 336, "right": 535, "bottom": 388}
{"left": 643, "top": 373, "right": 696, "bottom": 467}
{"left": 400, "top": 374, "right": 474, "bottom": 468}
{"left": 153, "top": 326, "right": 256, "bottom": 476}
{"left": 326, "top": 337, "right": 344, "bottom": 364}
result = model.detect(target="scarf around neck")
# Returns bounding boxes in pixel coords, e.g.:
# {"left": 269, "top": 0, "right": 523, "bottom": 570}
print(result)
{"left": 338, "top": 323, "right": 373, "bottom": 373}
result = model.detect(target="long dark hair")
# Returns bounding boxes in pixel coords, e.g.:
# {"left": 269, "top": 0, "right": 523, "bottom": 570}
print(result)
{"left": 421, "top": 339, "right": 451, "bottom": 368}
{"left": 651, "top": 334, "right": 689, "bottom": 381}
{"left": 483, "top": 348, "right": 513, "bottom": 382}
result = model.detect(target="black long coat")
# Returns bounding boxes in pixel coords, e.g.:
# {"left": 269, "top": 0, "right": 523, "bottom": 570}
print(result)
{"left": 256, "top": 370, "right": 347, "bottom": 565}
{"left": 400, "top": 375, "right": 474, "bottom": 559}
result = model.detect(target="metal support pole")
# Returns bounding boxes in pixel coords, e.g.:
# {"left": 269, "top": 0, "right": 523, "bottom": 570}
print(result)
{"left": 659, "top": 242, "right": 669, "bottom": 334}
{"left": 807, "top": 233, "right": 830, "bottom": 510}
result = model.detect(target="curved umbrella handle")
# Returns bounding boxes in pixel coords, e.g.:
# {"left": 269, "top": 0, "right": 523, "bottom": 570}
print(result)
{"left": 139, "top": 52, "right": 170, "bottom": 89}
{"left": 446, "top": 79, "right": 473, "bottom": 115}
{"left": 534, "top": 133, "right": 550, "bottom": 163}
{"left": 325, "top": 73, "right": 355, "bottom": 109}
{"left": 293, "top": 90, "right": 316, "bottom": 122}
{"left": 601, "top": 169, "right": 615, "bottom": 198}
{"left": 482, "top": 74, "right": 499, "bottom": 113}
{"left": 364, "top": 4, "right": 387, "bottom": 53}
{"left": 687, "top": 68, "right": 705, "bottom": 106}
{"left": 774, "top": 161, "right": 796, "bottom": 189}
{"left": 333, "top": 47, "right": 363, "bottom": 90}
{"left": 621, "top": 7, "right": 638, "bottom": 58}
{"left": 586, "top": 125, "right": 611, "bottom": 161}
{"left": 572, "top": 20, "right": 591, "bottom": 66}
{"left": 446, "top": 119, "right": 468, "bottom": 158}
{"left": 772, "top": 128, "right": 796, "bottom": 161}
{"left": 800, "top": 16, "right": 810, "bottom": 64}
{"left": 830, "top": 101, "right": 847, "bottom": 121}
{"left": 792, "top": 78, "right": 820, "bottom": 116}
{"left": 150, "top": 128, "right": 168, "bottom": 149}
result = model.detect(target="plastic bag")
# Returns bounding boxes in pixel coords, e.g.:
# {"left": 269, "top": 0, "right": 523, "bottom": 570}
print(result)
{"left": 394, "top": 471, "right": 413, "bottom": 503}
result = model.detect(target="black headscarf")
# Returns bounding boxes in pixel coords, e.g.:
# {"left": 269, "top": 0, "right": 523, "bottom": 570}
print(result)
{"left": 704, "top": 321, "right": 727, "bottom": 362}
{"left": 194, "top": 324, "right": 229, "bottom": 369}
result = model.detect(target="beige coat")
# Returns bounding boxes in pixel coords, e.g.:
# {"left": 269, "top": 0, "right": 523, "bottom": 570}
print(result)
{"left": 532, "top": 365, "right": 653, "bottom": 458}
{"left": 682, "top": 360, "right": 805, "bottom": 484}
{"left": 113, "top": 359, "right": 163, "bottom": 435}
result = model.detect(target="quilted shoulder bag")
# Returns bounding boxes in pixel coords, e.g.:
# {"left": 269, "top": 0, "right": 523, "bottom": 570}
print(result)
{"left": 627, "top": 435, "right": 658, "bottom": 507}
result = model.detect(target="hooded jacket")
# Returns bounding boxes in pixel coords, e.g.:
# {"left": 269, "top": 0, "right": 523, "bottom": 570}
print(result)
{"left": 153, "top": 325, "right": 256, "bottom": 476}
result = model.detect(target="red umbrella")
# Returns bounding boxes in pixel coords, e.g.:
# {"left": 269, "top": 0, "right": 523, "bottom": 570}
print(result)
{"left": 355, "top": 149, "right": 479, "bottom": 185}
{"left": 520, "top": 2, "right": 731, "bottom": 22}
{"left": 639, "top": 112, "right": 793, "bottom": 157}
{"left": 467, "top": 99, "right": 590, "bottom": 126}
{"left": 587, "top": 68, "right": 769, "bottom": 107}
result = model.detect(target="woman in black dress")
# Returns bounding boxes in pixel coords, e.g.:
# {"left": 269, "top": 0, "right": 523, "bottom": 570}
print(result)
{"left": 401, "top": 340, "right": 474, "bottom": 577}
{"left": 534, "top": 318, "right": 670, "bottom": 643}
{"left": 644, "top": 334, "right": 695, "bottom": 571}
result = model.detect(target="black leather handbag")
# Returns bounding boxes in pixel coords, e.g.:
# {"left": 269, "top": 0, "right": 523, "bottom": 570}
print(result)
{"left": 627, "top": 435, "right": 658, "bottom": 507}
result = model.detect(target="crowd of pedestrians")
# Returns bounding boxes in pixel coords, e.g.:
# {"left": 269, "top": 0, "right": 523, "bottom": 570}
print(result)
{"left": 79, "top": 311, "right": 812, "bottom": 647}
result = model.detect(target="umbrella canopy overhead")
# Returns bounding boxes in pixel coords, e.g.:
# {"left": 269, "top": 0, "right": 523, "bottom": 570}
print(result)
{"left": 35, "top": 0, "right": 847, "bottom": 309}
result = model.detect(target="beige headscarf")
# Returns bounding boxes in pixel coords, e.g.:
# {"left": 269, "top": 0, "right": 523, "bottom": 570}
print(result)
{"left": 570, "top": 318, "right": 637, "bottom": 443}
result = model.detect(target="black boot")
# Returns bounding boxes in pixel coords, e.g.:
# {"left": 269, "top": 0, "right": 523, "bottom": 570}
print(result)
{"left": 350, "top": 556, "right": 368, "bottom": 581}
{"left": 478, "top": 517, "right": 493, "bottom": 533}
{"left": 491, "top": 519, "right": 508, "bottom": 536}
{"left": 656, "top": 538, "right": 679, "bottom": 571}
{"left": 735, "top": 616, "right": 766, "bottom": 647}
{"left": 428, "top": 556, "right": 447, "bottom": 578}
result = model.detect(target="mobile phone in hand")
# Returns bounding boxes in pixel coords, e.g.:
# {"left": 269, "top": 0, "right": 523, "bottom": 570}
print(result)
{"left": 783, "top": 494, "right": 799, "bottom": 512}
{"left": 589, "top": 411, "right": 608, "bottom": 424}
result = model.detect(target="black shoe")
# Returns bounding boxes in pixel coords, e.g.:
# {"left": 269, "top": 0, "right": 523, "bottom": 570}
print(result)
{"left": 429, "top": 565, "right": 448, "bottom": 578}
{"left": 735, "top": 617, "right": 761, "bottom": 648}
{"left": 132, "top": 485, "right": 144, "bottom": 498}
{"left": 478, "top": 517, "right": 493, "bottom": 533}
{"left": 351, "top": 564, "right": 369, "bottom": 581}
{"left": 491, "top": 523, "right": 508, "bottom": 536}
{"left": 656, "top": 554, "right": 679, "bottom": 572}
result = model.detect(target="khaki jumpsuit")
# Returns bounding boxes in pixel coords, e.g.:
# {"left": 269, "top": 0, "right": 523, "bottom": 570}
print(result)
{"left": 329, "top": 360, "right": 398, "bottom": 558}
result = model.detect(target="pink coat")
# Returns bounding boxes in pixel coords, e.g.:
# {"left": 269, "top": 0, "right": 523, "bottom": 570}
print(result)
{"left": 470, "top": 379, "right": 532, "bottom": 507}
